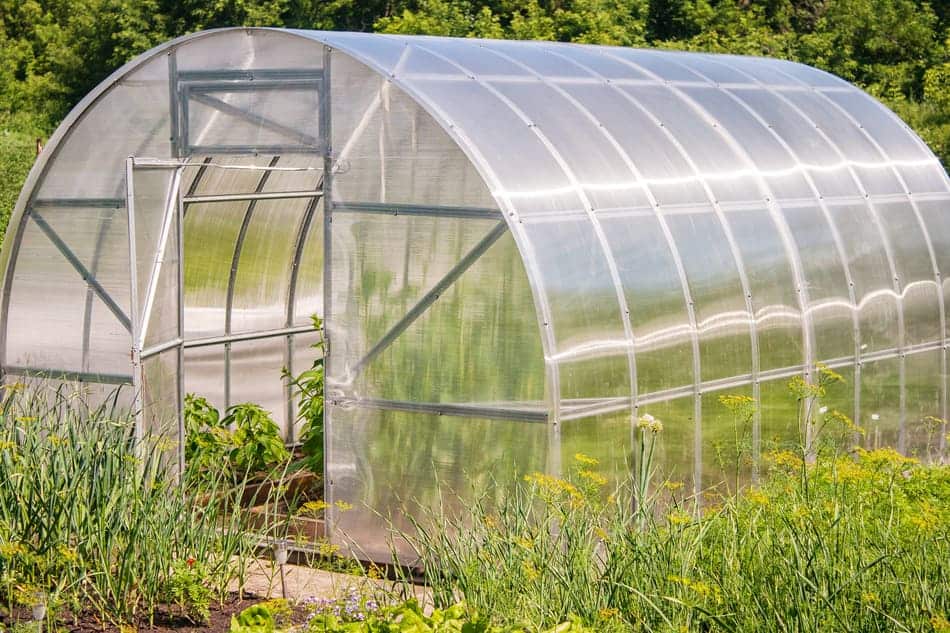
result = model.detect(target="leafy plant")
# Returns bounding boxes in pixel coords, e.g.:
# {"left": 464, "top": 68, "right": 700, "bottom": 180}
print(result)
{"left": 159, "top": 558, "right": 213, "bottom": 624}
{"left": 184, "top": 393, "right": 234, "bottom": 475}
{"left": 231, "top": 603, "right": 277, "bottom": 633}
{"left": 225, "top": 403, "right": 291, "bottom": 477}
{"left": 284, "top": 315, "right": 325, "bottom": 477}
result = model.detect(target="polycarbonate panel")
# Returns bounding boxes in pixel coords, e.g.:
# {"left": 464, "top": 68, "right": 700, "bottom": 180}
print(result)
{"left": 37, "top": 54, "right": 170, "bottom": 200}
{"left": 364, "top": 229, "right": 544, "bottom": 406}
{"left": 520, "top": 217, "right": 631, "bottom": 402}
{"left": 130, "top": 167, "right": 177, "bottom": 337}
{"left": 826, "top": 202, "right": 899, "bottom": 353}
{"left": 184, "top": 345, "right": 225, "bottom": 412}
{"left": 860, "top": 358, "right": 902, "bottom": 451}
{"left": 665, "top": 211, "right": 752, "bottom": 382}
{"left": 875, "top": 200, "right": 942, "bottom": 346}
{"left": 189, "top": 156, "right": 276, "bottom": 196}
{"left": 780, "top": 203, "right": 855, "bottom": 361}
{"left": 557, "top": 82, "right": 707, "bottom": 207}
{"left": 184, "top": 85, "right": 320, "bottom": 152}
{"left": 230, "top": 197, "right": 307, "bottom": 334}
{"left": 598, "top": 211, "right": 693, "bottom": 395}
{"left": 780, "top": 90, "right": 904, "bottom": 196}
{"left": 330, "top": 57, "right": 495, "bottom": 209}
{"left": 678, "top": 85, "right": 814, "bottom": 201}
{"left": 141, "top": 348, "right": 180, "bottom": 439}
{"left": 326, "top": 213, "right": 524, "bottom": 399}
{"left": 6, "top": 219, "right": 97, "bottom": 372}
{"left": 628, "top": 84, "right": 761, "bottom": 205}
{"left": 759, "top": 377, "right": 802, "bottom": 453}
{"left": 723, "top": 208, "right": 804, "bottom": 372}
{"left": 407, "top": 77, "right": 584, "bottom": 215}
{"left": 916, "top": 199, "right": 950, "bottom": 340}
{"left": 903, "top": 349, "right": 943, "bottom": 460}
{"left": 730, "top": 87, "right": 858, "bottom": 200}
{"left": 290, "top": 329, "right": 323, "bottom": 439}
{"left": 229, "top": 337, "right": 288, "bottom": 437}
{"left": 487, "top": 80, "right": 652, "bottom": 211}
{"left": 327, "top": 406, "right": 547, "bottom": 561}
{"left": 183, "top": 202, "right": 242, "bottom": 339}
{"left": 292, "top": 201, "right": 324, "bottom": 326}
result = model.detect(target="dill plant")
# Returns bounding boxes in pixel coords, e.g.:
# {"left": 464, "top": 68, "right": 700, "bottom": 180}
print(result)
{"left": 400, "top": 374, "right": 950, "bottom": 632}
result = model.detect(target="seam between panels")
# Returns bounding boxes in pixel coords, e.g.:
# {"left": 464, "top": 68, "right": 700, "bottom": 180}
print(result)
{"left": 643, "top": 56, "right": 820, "bottom": 476}
{"left": 379, "top": 42, "right": 563, "bottom": 478}
{"left": 585, "top": 46, "right": 762, "bottom": 491}
{"left": 744, "top": 79, "right": 906, "bottom": 446}
{"left": 701, "top": 65, "right": 865, "bottom": 429}
{"left": 478, "top": 46, "right": 640, "bottom": 424}
{"left": 536, "top": 47, "right": 704, "bottom": 495}
{"left": 777, "top": 71, "right": 949, "bottom": 453}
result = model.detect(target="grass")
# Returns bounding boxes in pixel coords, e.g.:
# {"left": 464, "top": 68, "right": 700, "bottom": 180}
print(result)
{"left": 0, "top": 381, "right": 273, "bottom": 625}
{"left": 397, "top": 371, "right": 950, "bottom": 632}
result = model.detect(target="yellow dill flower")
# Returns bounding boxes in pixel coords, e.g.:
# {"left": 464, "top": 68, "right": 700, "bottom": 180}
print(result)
{"left": 578, "top": 469, "right": 608, "bottom": 487}
{"left": 334, "top": 500, "right": 353, "bottom": 512}
{"left": 930, "top": 615, "right": 950, "bottom": 632}
{"left": 522, "top": 560, "right": 540, "bottom": 581}
{"left": 301, "top": 500, "right": 329, "bottom": 515}
{"left": 482, "top": 514, "right": 499, "bottom": 530}
{"left": 861, "top": 592, "right": 879, "bottom": 605}
{"left": 745, "top": 488, "right": 769, "bottom": 506}
{"left": 765, "top": 449, "right": 803, "bottom": 470}
{"left": 668, "top": 511, "right": 691, "bottom": 526}
{"left": 663, "top": 481, "right": 685, "bottom": 491}
{"left": 598, "top": 608, "right": 619, "bottom": 621}
{"left": 816, "top": 363, "right": 844, "bottom": 384}
{"left": 574, "top": 452, "right": 599, "bottom": 466}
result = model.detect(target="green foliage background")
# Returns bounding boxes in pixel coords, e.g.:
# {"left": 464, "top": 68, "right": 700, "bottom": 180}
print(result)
{"left": 1, "top": 0, "right": 947, "bottom": 245}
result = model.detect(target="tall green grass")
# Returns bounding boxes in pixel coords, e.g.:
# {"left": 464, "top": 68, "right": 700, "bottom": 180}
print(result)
{"left": 402, "top": 379, "right": 950, "bottom": 632}
{"left": 0, "top": 382, "right": 267, "bottom": 624}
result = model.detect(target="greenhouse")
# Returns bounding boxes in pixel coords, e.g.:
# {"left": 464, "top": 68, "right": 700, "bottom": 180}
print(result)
{"left": 2, "top": 27, "right": 949, "bottom": 561}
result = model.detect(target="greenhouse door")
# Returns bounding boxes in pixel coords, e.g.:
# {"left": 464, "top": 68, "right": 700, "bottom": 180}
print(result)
{"left": 125, "top": 157, "right": 186, "bottom": 470}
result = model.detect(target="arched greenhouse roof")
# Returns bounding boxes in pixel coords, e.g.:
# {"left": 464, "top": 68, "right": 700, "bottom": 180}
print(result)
{"left": 3, "top": 28, "right": 949, "bottom": 561}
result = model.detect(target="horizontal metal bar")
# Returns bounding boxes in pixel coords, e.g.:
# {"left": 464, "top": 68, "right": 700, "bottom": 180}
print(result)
{"left": 560, "top": 397, "right": 630, "bottom": 421}
{"left": 177, "top": 68, "right": 324, "bottom": 82}
{"left": 183, "top": 324, "right": 319, "bottom": 350}
{"left": 188, "top": 79, "right": 322, "bottom": 92}
{"left": 331, "top": 397, "right": 548, "bottom": 423}
{"left": 184, "top": 144, "right": 325, "bottom": 155}
{"left": 183, "top": 190, "right": 322, "bottom": 205}
{"left": 141, "top": 338, "right": 183, "bottom": 360}
{"left": 3, "top": 365, "right": 131, "bottom": 385}
{"left": 132, "top": 157, "right": 321, "bottom": 171}
{"left": 188, "top": 91, "right": 319, "bottom": 147}
{"left": 31, "top": 198, "right": 124, "bottom": 208}
{"left": 29, "top": 211, "right": 133, "bottom": 333}
{"left": 335, "top": 201, "right": 503, "bottom": 220}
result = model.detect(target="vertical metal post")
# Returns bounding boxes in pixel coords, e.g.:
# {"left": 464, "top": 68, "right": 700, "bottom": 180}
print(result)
{"left": 175, "top": 166, "right": 186, "bottom": 474}
{"left": 126, "top": 157, "right": 143, "bottom": 444}
{"left": 320, "top": 44, "right": 334, "bottom": 542}
{"left": 168, "top": 51, "right": 180, "bottom": 159}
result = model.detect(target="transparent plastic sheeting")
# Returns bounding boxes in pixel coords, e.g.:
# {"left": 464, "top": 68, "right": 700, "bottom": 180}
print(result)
{"left": 1, "top": 29, "right": 948, "bottom": 563}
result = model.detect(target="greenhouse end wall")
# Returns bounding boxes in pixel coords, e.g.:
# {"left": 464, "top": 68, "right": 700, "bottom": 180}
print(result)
{"left": 2, "top": 28, "right": 949, "bottom": 562}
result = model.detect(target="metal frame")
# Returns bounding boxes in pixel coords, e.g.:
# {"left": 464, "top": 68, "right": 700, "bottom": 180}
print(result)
{"left": 172, "top": 65, "right": 325, "bottom": 157}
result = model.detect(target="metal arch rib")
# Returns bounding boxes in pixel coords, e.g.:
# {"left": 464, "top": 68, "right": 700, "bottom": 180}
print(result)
{"left": 472, "top": 45, "right": 641, "bottom": 427}
{"left": 223, "top": 156, "right": 280, "bottom": 409}
{"left": 688, "top": 59, "right": 866, "bottom": 428}
{"left": 719, "top": 68, "right": 906, "bottom": 444}
{"left": 772, "top": 69, "right": 947, "bottom": 451}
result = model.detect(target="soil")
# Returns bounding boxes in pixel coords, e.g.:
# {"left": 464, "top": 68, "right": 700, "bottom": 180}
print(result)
{"left": 2, "top": 593, "right": 276, "bottom": 633}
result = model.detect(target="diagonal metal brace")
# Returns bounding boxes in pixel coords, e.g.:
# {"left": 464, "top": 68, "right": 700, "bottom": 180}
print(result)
{"left": 189, "top": 91, "right": 320, "bottom": 147}
{"left": 29, "top": 210, "right": 132, "bottom": 333}
{"left": 349, "top": 221, "right": 509, "bottom": 379}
